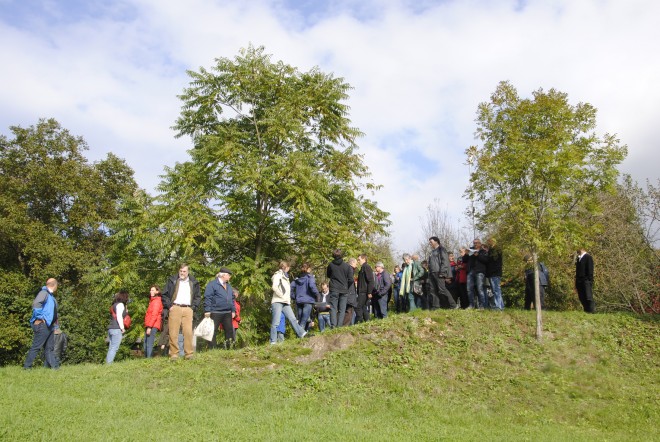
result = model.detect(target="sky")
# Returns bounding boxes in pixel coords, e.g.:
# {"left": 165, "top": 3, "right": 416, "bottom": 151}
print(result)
{"left": 1, "top": 0, "right": 658, "bottom": 257}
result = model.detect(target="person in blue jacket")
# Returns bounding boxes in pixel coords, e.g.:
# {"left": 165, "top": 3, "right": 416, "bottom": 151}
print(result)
{"left": 292, "top": 262, "right": 320, "bottom": 331}
{"left": 204, "top": 267, "right": 236, "bottom": 350}
{"left": 24, "top": 278, "right": 60, "bottom": 369}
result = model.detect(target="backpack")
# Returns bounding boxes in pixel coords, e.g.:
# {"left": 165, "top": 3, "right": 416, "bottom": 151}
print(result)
{"left": 110, "top": 304, "right": 132, "bottom": 329}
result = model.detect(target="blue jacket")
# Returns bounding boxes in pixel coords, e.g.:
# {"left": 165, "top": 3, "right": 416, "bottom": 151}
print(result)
{"left": 292, "top": 273, "right": 320, "bottom": 304}
{"left": 204, "top": 279, "right": 236, "bottom": 313}
{"left": 30, "top": 287, "right": 57, "bottom": 327}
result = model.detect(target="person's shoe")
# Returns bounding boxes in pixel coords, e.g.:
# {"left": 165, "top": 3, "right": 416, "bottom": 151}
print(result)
{"left": 169, "top": 355, "right": 179, "bottom": 361}
{"left": 301, "top": 331, "right": 308, "bottom": 339}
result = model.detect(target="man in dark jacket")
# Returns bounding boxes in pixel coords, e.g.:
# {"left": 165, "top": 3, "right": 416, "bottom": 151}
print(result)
{"left": 326, "top": 249, "right": 354, "bottom": 327}
{"left": 162, "top": 264, "right": 201, "bottom": 360}
{"left": 373, "top": 262, "right": 392, "bottom": 318}
{"left": 575, "top": 248, "right": 595, "bottom": 313}
{"left": 204, "top": 267, "right": 236, "bottom": 350}
{"left": 468, "top": 238, "right": 489, "bottom": 309}
{"left": 428, "top": 237, "right": 458, "bottom": 309}
{"left": 355, "top": 254, "right": 374, "bottom": 323}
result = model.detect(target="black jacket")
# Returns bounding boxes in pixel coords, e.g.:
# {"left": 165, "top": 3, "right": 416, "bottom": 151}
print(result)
{"left": 486, "top": 246, "right": 503, "bottom": 277}
{"left": 469, "top": 249, "right": 488, "bottom": 274}
{"left": 327, "top": 258, "right": 354, "bottom": 294}
{"left": 357, "top": 262, "right": 374, "bottom": 295}
{"left": 162, "top": 274, "right": 201, "bottom": 310}
{"left": 575, "top": 253, "right": 594, "bottom": 283}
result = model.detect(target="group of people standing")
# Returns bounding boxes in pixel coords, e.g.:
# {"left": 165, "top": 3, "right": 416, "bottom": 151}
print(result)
{"left": 22, "top": 242, "right": 596, "bottom": 368}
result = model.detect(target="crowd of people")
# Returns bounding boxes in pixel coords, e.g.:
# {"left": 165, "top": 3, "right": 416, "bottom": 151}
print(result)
{"left": 22, "top": 239, "right": 596, "bottom": 368}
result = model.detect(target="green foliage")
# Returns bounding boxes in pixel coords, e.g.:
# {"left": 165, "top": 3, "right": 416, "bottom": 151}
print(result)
{"left": 468, "top": 82, "right": 627, "bottom": 317}
{"left": 0, "top": 119, "right": 148, "bottom": 365}
{"left": 162, "top": 45, "right": 389, "bottom": 297}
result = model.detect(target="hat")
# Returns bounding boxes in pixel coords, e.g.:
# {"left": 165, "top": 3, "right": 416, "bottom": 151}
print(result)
{"left": 219, "top": 267, "right": 233, "bottom": 275}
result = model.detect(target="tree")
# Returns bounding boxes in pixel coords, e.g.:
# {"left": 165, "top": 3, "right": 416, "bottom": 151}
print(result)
{"left": 588, "top": 176, "right": 659, "bottom": 313}
{"left": 467, "top": 81, "right": 627, "bottom": 339}
{"left": 416, "top": 199, "right": 465, "bottom": 259}
{"left": 164, "top": 45, "right": 389, "bottom": 296}
{"left": 0, "top": 119, "right": 145, "bottom": 364}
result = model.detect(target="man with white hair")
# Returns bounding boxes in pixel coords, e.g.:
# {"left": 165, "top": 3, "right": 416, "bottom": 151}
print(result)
{"left": 204, "top": 267, "right": 236, "bottom": 349}
{"left": 373, "top": 262, "right": 392, "bottom": 318}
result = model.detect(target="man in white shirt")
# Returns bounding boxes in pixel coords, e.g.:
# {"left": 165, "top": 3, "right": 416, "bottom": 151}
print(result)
{"left": 162, "top": 264, "right": 201, "bottom": 360}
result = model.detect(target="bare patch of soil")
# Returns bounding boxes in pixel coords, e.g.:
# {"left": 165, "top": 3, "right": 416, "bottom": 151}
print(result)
{"left": 297, "top": 333, "right": 356, "bottom": 363}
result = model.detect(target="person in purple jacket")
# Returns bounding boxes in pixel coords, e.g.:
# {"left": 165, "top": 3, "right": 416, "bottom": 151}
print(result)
{"left": 293, "top": 262, "right": 320, "bottom": 332}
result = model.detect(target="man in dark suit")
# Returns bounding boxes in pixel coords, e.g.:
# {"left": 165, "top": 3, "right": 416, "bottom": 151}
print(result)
{"left": 575, "top": 248, "right": 595, "bottom": 313}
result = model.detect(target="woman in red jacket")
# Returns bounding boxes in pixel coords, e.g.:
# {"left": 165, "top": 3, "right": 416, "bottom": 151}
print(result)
{"left": 144, "top": 285, "right": 163, "bottom": 358}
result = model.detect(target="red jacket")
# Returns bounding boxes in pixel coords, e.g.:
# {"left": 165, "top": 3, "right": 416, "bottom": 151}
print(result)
{"left": 144, "top": 296, "right": 163, "bottom": 331}
{"left": 220, "top": 300, "right": 242, "bottom": 330}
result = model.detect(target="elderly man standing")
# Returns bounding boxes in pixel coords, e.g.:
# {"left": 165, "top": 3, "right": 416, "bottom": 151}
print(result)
{"left": 162, "top": 264, "right": 201, "bottom": 360}
{"left": 204, "top": 267, "right": 236, "bottom": 350}
{"left": 373, "top": 262, "right": 392, "bottom": 318}
{"left": 23, "top": 278, "right": 60, "bottom": 369}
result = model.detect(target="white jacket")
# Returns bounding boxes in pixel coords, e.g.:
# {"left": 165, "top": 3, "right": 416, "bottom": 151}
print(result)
{"left": 271, "top": 270, "right": 291, "bottom": 304}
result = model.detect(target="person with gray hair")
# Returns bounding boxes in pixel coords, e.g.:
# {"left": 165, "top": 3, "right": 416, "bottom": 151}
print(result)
{"left": 373, "top": 262, "right": 392, "bottom": 318}
{"left": 204, "top": 267, "right": 236, "bottom": 350}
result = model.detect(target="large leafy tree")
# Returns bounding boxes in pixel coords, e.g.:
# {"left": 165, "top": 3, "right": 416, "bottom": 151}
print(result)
{"left": 0, "top": 119, "right": 146, "bottom": 364}
{"left": 162, "top": 45, "right": 389, "bottom": 295}
{"left": 467, "top": 81, "right": 627, "bottom": 339}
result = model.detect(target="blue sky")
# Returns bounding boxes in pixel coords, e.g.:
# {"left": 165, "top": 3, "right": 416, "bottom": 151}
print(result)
{"left": 1, "top": 0, "right": 658, "bottom": 256}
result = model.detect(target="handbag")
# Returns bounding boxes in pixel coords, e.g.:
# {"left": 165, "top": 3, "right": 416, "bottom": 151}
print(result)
{"left": 194, "top": 317, "right": 215, "bottom": 341}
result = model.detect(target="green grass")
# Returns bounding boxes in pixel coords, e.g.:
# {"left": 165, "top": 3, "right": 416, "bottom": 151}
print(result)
{"left": 2, "top": 310, "right": 658, "bottom": 441}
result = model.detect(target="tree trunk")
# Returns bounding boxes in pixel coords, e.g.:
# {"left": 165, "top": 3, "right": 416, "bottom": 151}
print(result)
{"left": 533, "top": 252, "right": 543, "bottom": 341}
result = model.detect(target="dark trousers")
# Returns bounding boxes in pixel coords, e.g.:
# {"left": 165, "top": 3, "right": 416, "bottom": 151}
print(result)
{"left": 576, "top": 280, "right": 595, "bottom": 313}
{"left": 329, "top": 292, "right": 348, "bottom": 327}
{"left": 24, "top": 322, "right": 59, "bottom": 369}
{"left": 355, "top": 293, "right": 370, "bottom": 323}
{"left": 458, "top": 283, "right": 469, "bottom": 309}
{"left": 372, "top": 295, "right": 388, "bottom": 318}
{"left": 429, "top": 272, "right": 457, "bottom": 309}
{"left": 343, "top": 306, "right": 355, "bottom": 326}
{"left": 209, "top": 312, "right": 234, "bottom": 349}
{"left": 524, "top": 285, "right": 545, "bottom": 310}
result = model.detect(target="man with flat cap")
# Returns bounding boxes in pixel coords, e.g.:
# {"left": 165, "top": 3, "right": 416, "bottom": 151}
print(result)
{"left": 204, "top": 267, "right": 236, "bottom": 349}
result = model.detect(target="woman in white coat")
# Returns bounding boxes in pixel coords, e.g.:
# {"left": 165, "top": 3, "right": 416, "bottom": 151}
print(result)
{"left": 270, "top": 261, "right": 307, "bottom": 344}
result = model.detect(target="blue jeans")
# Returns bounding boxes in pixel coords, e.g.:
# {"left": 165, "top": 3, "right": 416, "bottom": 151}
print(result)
{"left": 489, "top": 276, "right": 504, "bottom": 310}
{"left": 144, "top": 329, "right": 158, "bottom": 358}
{"left": 318, "top": 313, "right": 331, "bottom": 332}
{"left": 475, "top": 273, "right": 487, "bottom": 308}
{"left": 106, "top": 329, "right": 123, "bottom": 364}
{"left": 296, "top": 303, "right": 313, "bottom": 331}
{"left": 373, "top": 296, "right": 388, "bottom": 318}
{"left": 270, "top": 303, "right": 305, "bottom": 343}
{"left": 24, "top": 322, "right": 59, "bottom": 369}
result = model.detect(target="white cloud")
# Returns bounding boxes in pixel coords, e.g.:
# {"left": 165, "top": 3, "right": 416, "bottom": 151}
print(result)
{"left": 1, "top": 0, "right": 658, "bottom": 258}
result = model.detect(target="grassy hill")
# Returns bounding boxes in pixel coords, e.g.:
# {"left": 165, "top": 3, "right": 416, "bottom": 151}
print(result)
{"left": 1, "top": 310, "right": 658, "bottom": 441}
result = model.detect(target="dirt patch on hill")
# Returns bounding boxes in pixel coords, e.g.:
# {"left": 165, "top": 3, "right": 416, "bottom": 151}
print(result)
{"left": 297, "top": 333, "right": 356, "bottom": 363}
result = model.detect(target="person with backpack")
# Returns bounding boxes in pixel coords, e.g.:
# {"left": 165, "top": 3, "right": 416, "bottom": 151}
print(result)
{"left": 23, "top": 278, "right": 60, "bottom": 369}
{"left": 292, "top": 262, "right": 320, "bottom": 332}
{"left": 143, "top": 285, "right": 163, "bottom": 358}
{"left": 524, "top": 255, "right": 549, "bottom": 310}
{"left": 106, "top": 290, "right": 130, "bottom": 364}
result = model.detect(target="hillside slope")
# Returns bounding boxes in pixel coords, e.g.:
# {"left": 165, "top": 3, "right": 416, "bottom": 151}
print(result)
{"left": 2, "top": 310, "right": 658, "bottom": 441}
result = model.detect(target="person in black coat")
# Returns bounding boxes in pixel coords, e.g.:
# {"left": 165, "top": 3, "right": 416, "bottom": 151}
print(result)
{"left": 575, "top": 248, "right": 595, "bottom": 313}
{"left": 326, "top": 249, "right": 354, "bottom": 327}
{"left": 355, "top": 254, "right": 374, "bottom": 323}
